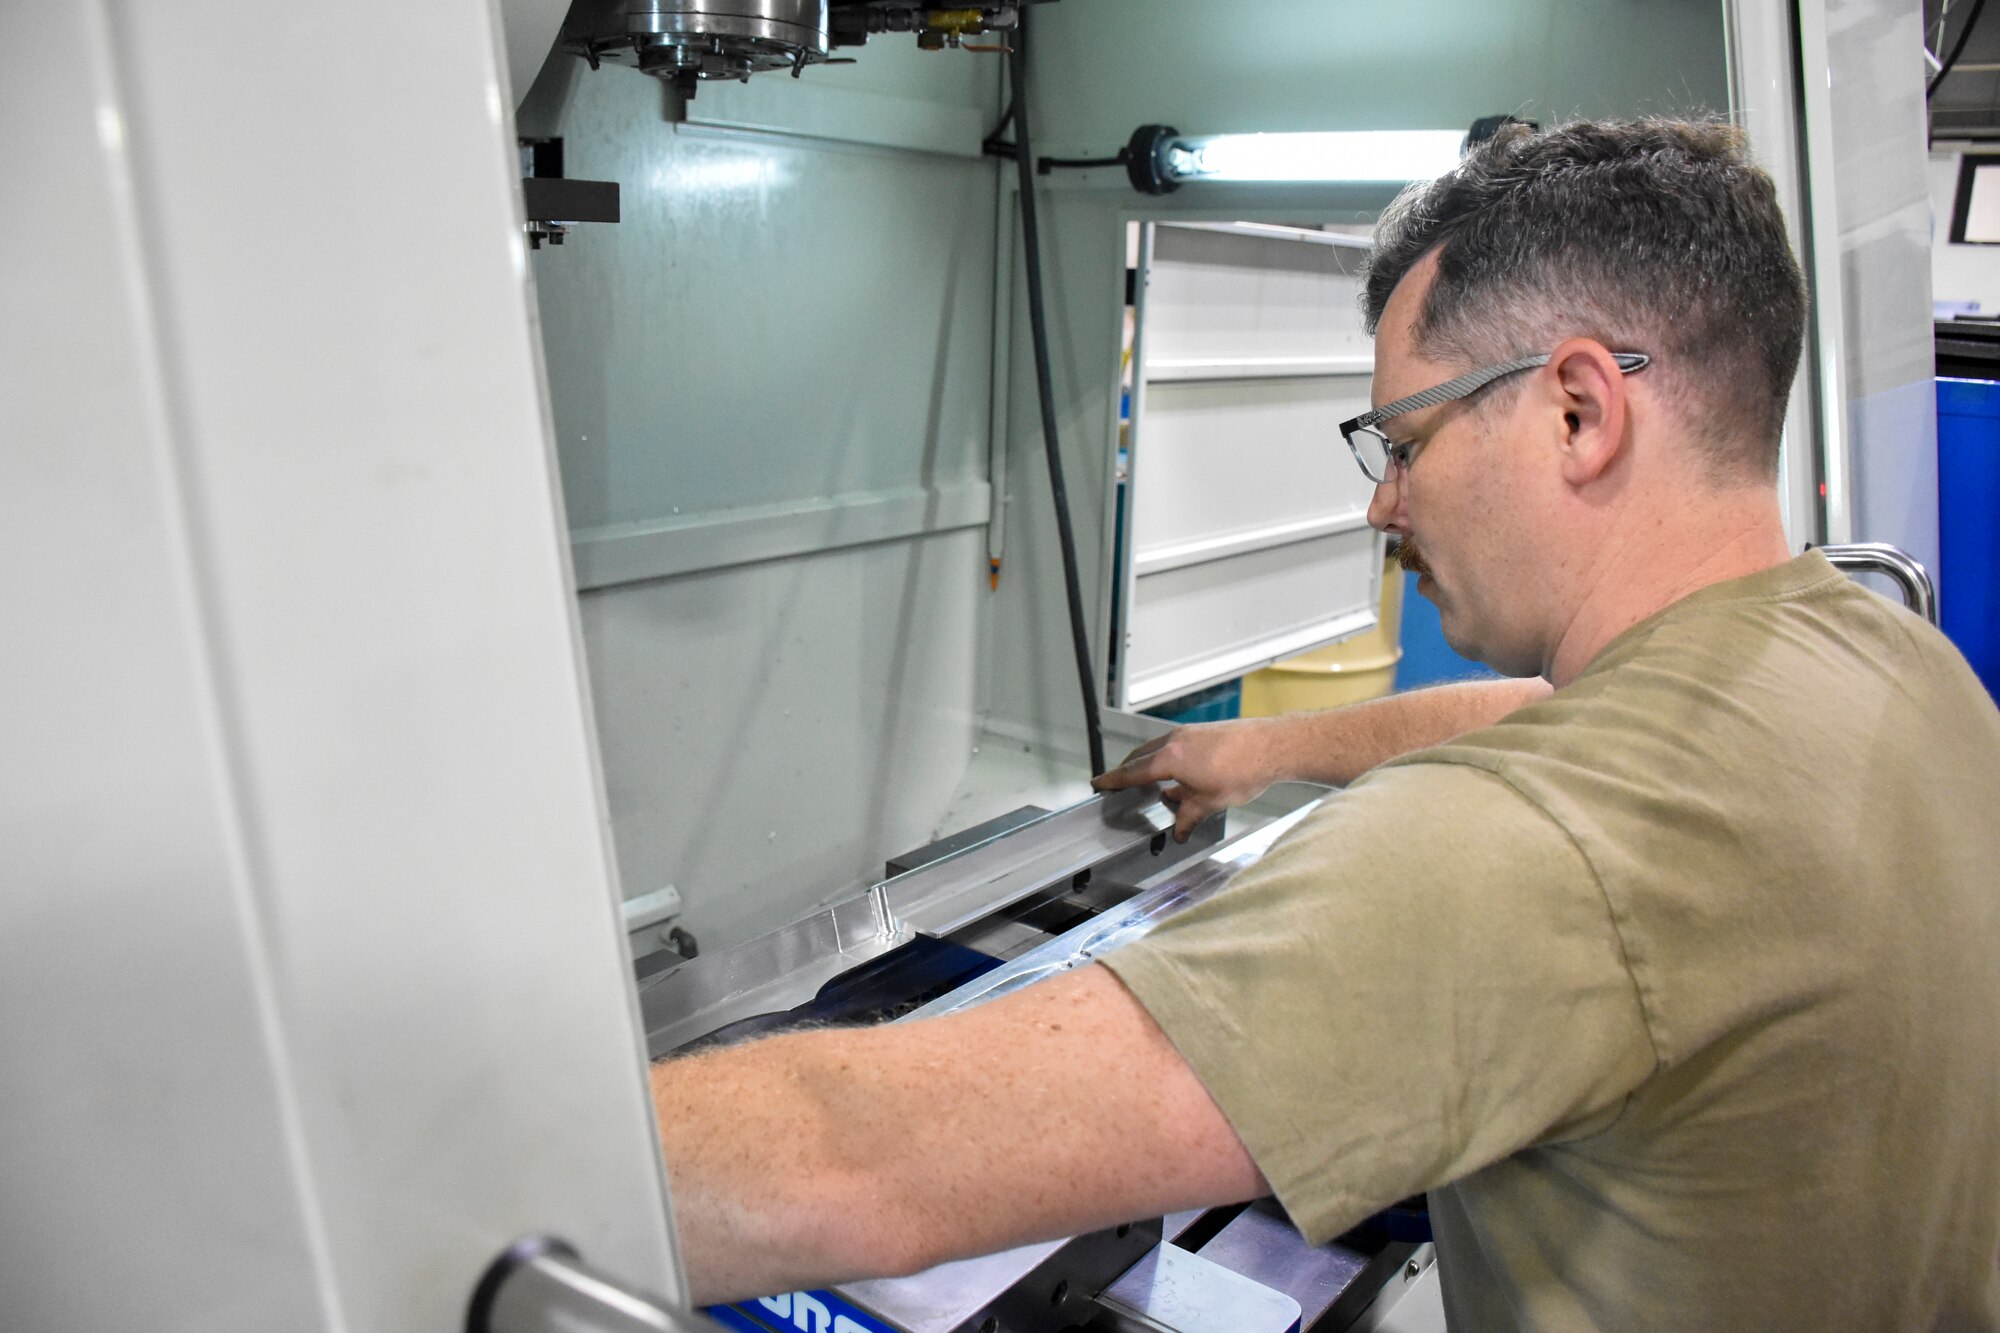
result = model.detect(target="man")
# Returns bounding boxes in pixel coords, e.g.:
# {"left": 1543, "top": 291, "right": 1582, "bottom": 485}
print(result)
{"left": 651, "top": 120, "right": 2000, "bottom": 1328}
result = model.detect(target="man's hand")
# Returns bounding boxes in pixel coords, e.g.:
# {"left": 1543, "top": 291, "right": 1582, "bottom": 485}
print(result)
{"left": 1092, "top": 680, "right": 1556, "bottom": 839}
{"left": 1092, "top": 719, "right": 1283, "bottom": 842}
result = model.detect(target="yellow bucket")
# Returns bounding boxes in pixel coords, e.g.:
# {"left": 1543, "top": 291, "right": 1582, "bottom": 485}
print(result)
{"left": 1240, "top": 556, "right": 1404, "bottom": 716}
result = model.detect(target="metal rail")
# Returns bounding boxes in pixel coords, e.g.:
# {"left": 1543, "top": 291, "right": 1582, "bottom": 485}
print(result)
{"left": 469, "top": 1237, "right": 720, "bottom": 1333}
{"left": 634, "top": 786, "right": 1215, "bottom": 1057}
{"left": 1815, "top": 542, "right": 1938, "bottom": 624}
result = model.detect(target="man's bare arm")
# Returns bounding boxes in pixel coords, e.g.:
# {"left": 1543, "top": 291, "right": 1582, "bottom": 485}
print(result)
{"left": 651, "top": 964, "right": 1266, "bottom": 1306}
{"left": 1095, "top": 677, "right": 1552, "bottom": 840}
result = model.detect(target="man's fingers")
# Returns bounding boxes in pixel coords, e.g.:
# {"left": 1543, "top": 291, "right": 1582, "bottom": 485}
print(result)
{"left": 1164, "top": 786, "right": 1213, "bottom": 842}
{"left": 1093, "top": 740, "right": 1171, "bottom": 790}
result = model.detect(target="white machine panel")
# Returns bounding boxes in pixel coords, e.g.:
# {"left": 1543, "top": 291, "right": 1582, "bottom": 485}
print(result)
{"left": 1124, "top": 529, "right": 1382, "bottom": 707}
{"left": 1116, "top": 222, "right": 1385, "bottom": 710}
{"left": 1132, "top": 376, "right": 1378, "bottom": 570}
{"left": 1, "top": 2, "right": 682, "bottom": 1329}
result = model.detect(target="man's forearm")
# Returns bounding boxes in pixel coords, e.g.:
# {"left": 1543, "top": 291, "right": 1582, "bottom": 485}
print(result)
{"left": 651, "top": 967, "right": 1265, "bottom": 1307}
{"left": 650, "top": 1026, "right": 937, "bottom": 1306}
{"left": 1263, "top": 677, "right": 1551, "bottom": 786}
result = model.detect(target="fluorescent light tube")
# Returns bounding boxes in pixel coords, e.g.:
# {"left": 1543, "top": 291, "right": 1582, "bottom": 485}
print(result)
{"left": 1166, "top": 130, "right": 1467, "bottom": 185}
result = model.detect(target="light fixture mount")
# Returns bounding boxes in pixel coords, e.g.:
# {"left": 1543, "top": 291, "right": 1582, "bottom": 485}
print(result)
{"left": 1124, "top": 124, "right": 1184, "bottom": 195}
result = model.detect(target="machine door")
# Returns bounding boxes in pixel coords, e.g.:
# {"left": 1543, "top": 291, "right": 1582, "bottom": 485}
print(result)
{"left": 2, "top": 3, "right": 685, "bottom": 1329}
{"left": 1115, "top": 221, "right": 1385, "bottom": 711}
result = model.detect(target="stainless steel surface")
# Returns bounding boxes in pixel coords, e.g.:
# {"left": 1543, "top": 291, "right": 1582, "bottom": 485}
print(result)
{"left": 882, "top": 787, "right": 1176, "bottom": 937}
{"left": 1195, "top": 1205, "right": 1370, "bottom": 1330}
{"left": 835, "top": 1240, "right": 1069, "bottom": 1332}
{"left": 1818, "top": 541, "right": 1940, "bottom": 623}
{"left": 639, "top": 884, "right": 908, "bottom": 1057}
{"left": 1097, "top": 1242, "right": 1303, "bottom": 1333}
{"left": 484, "top": 1244, "right": 721, "bottom": 1333}
{"left": 637, "top": 787, "right": 1229, "bottom": 1056}
{"left": 837, "top": 1220, "right": 1158, "bottom": 1333}
{"left": 628, "top": 0, "right": 830, "bottom": 82}
{"left": 913, "top": 796, "right": 1322, "bottom": 1020}
{"left": 628, "top": 0, "right": 822, "bottom": 37}
{"left": 886, "top": 804, "right": 1049, "bottom": 877}
{"left": 563, "top": 0, "right": 831, "bottom": 85}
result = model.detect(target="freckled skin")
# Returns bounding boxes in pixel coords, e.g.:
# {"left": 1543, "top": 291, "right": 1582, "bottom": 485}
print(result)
{"left": 653, "top": 965, "right": 1267, "bottom": 1306}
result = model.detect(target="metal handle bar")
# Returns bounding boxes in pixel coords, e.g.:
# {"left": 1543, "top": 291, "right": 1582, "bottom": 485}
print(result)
{"left": 1813, "top": 542, "right": 1938, "bottom": 625}
{"left": 468, "top": 1236, "right": 723, "bottom": 1333}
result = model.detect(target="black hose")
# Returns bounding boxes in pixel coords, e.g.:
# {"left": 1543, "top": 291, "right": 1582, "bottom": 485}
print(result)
{"left": 1037, "top": 153, "right": 1128, "bottom": 174}
{"left": 1007, "top": 13, "right": 1108, "bottom": 778}
{"left": 983, "top": 99, "right": 1016, "bottom": 154}
{"left": 1930, "top": 0, "right": 1990, "bottom": 98}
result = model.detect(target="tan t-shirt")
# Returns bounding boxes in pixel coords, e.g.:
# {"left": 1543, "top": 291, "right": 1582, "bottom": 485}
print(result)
{"left": 1102, "top": 553, "right": 2000, "bottom": 1330}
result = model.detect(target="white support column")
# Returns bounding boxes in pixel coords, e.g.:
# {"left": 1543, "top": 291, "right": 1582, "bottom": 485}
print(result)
{"left": 1727, "top": 0, "right": 1837, "bottom": 545}
{"left": 1792, "top": 0, "right": 1860, "bottom": 544}
{"left": 1724, "top": 0, "right": 1939, "bottom": 563}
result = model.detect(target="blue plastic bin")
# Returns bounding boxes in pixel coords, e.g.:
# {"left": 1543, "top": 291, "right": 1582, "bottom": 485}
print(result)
{"left": 1145, "top": 678, "right": 1242, "bottom": 725}
{"left": 1938, "top": 378, "right": 2000, "bottom": 701}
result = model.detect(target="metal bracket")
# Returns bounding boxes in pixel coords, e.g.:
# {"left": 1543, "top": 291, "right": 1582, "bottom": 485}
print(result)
{"left": 468, "top": 1236, "right": 720, "bottom": 1333}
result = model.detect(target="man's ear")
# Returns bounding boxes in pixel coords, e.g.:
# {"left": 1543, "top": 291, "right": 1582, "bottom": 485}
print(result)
{"left": 1545, "top": 337, "right": 1630, "bottom": 486}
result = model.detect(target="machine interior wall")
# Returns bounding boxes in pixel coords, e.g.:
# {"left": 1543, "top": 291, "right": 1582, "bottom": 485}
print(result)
{"left": 524, "top": 42, "right": 1005, "bottom": 951}
{"left": 1029, "top": 0, "right": 1734, "bottom": 159}
{"left": 527, "top": 2, "right": 1734, "bottom": 951}
{"left": 981, "top": 0, "right": 1735, "bottom": 754}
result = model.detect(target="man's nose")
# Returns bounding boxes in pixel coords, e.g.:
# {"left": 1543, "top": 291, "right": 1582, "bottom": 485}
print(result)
{"left": 1366, "top": 476, "right": 1403, "bottom": 532}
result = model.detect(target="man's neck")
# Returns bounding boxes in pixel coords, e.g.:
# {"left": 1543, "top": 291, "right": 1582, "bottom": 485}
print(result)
{"left": 1545, "top": 489, "right": 1794, "bottom": 687}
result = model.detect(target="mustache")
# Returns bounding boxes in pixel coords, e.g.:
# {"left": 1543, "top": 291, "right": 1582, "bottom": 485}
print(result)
{"left": 1395, "top": 538, "right": 1431, "bottom": 577}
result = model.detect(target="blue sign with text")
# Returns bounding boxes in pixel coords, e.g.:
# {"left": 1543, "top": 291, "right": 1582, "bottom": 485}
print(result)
{"left": 707, "top": 1287, "right": 905, "bottom": 1333}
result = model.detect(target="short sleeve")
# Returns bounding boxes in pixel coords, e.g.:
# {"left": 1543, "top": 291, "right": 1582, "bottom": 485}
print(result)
{"left": 1098, "top": 762, "right": 1656, "bottom": 1244}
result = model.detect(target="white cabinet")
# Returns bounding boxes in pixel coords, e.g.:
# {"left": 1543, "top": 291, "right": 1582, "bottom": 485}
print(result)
{"left": 1115, "top": 223, "right": 1386, "bottom": 710}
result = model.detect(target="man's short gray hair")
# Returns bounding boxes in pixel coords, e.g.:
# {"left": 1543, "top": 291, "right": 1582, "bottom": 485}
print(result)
{"left": 1362, "top": 119, "right": 1807, "bottom": 477}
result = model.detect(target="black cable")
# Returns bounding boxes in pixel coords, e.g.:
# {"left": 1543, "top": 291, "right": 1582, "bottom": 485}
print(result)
{"left": 1930, "top": 0, "right": 1991, "bottom": 98}
{"left": 1007, "top": 11, "right": 1108, "bottom": 778}
{"left": 1037, "top": 153, "right": 1127, "bottom": 174}
{"left": 984, "top": 100, "right": 1016, "bottom": 157}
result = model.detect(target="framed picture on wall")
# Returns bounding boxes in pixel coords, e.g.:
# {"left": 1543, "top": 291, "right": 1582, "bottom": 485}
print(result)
{"left": 1950, "top": 154, "right": 2000, "bottom": 244}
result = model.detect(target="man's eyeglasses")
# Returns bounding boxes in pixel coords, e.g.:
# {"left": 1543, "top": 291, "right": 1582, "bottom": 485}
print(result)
{"left": 1340, "top": 351, "right": 1651, "bottom": 484}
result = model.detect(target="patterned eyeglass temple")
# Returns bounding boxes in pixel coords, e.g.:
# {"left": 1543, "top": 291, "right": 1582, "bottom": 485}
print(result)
{"left": 1343, "top": 351, "right": 1652, "bottom": 436}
